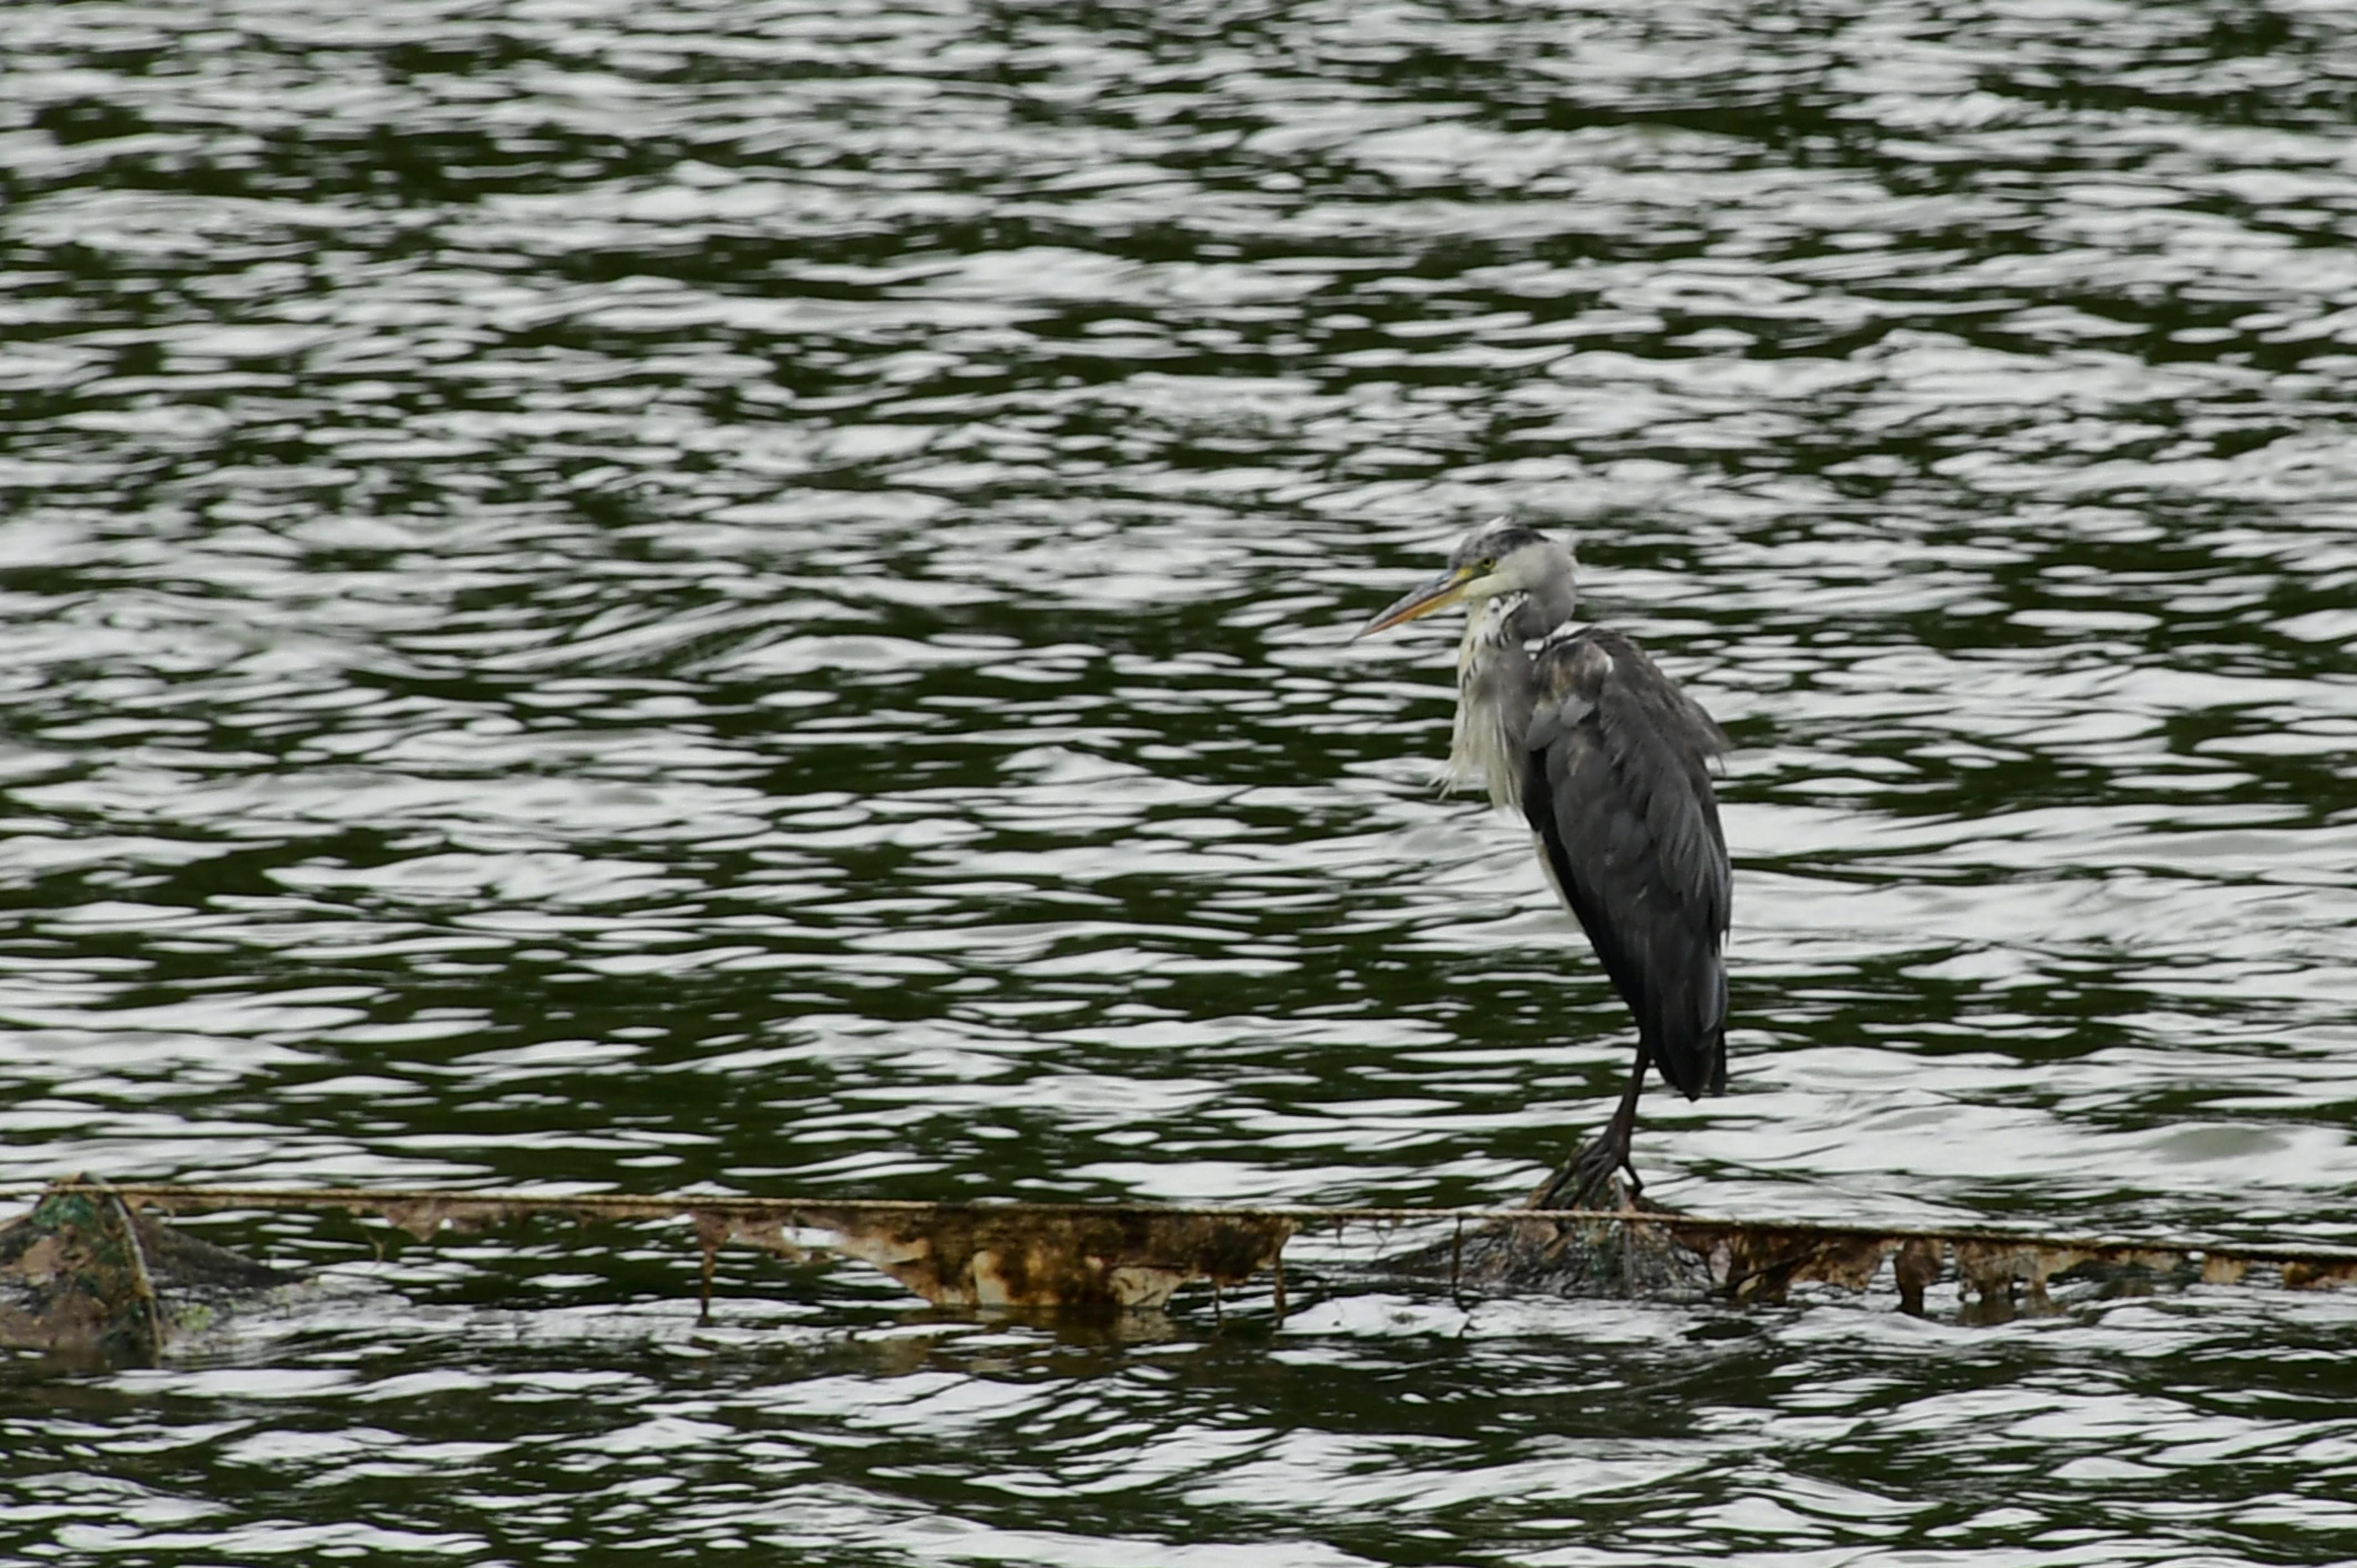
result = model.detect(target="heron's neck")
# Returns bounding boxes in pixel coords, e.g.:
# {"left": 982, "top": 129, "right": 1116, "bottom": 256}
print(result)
{"left": 1442, "top": 566, "right": 1579, "bottom": 810}
{"left": 1449, "top": 592, "right": 1552, "bottom": 811}
{"left": 1508, "top": 574, "right": 1578, "bottom": 642}
{"left": 1470, "top": 582, "right": 1578, "bottom": 654}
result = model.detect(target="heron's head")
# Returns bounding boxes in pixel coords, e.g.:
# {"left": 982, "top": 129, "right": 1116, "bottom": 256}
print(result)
{"left": 1354, "top": 519, "right": 1575, "bottom": 639}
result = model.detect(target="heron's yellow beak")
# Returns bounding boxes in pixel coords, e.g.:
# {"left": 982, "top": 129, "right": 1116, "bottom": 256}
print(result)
{"left": 1354, "top": 565, "right": 1477, "bottom": 640}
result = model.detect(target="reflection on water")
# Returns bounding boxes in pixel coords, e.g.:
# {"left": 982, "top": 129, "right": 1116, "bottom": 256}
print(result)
{"left": 4, "top": 0, "right": 2356, "bottom": 1561}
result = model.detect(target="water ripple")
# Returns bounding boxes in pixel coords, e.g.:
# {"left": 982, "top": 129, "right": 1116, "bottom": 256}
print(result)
{"left": 7, "top": 0, "right": 2357, "bottom": 1561}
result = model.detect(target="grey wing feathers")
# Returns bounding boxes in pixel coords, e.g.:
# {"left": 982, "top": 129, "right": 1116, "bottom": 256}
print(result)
{"left": 1520, "top": 627, "right": 1731, "bottom": 1100}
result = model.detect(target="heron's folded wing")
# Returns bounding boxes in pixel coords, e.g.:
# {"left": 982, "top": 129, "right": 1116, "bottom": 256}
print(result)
{"left": 1520, "top": 628, "right": 1731, "bottom": 1099}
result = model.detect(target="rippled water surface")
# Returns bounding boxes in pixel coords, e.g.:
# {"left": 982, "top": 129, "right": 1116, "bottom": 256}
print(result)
{"left": 5, "top": 0, "right": 2357, "bottom": 1561}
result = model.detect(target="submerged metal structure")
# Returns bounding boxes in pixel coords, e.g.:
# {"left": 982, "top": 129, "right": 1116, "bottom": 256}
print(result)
{"left": 7, "top": 1177, "right": 2357, "bottom": 1364}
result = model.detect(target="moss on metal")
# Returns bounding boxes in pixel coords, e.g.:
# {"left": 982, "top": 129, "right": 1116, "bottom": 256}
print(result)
{"left": 8, "top": 1177, "right": 2356, "bottom": 1359}
{"left": 0, "top": 1176, "right": 297, "bottom": 1364}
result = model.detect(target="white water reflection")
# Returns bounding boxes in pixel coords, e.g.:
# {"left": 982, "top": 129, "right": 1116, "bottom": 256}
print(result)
{"left": 7, "top": 0, "right": 2357, "bottom": 1562}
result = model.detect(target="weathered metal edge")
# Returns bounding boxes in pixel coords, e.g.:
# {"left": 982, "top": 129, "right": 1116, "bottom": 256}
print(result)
{"left": 7, "top": 1183, "right": 2353, "bottom": 1277}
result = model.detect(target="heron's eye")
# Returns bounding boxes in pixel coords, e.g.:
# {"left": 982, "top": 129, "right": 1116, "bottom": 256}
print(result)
{"left": 1477, "top": 556, "right": 1498, "bottom": 574}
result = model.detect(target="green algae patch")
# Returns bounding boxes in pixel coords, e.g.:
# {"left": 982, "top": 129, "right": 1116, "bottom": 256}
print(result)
{"left": 0, "top": 1176, "right": 298, "bottom": 1365}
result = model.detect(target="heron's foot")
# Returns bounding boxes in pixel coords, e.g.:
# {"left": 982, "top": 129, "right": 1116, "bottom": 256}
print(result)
{"left": 1530, "top": 1127, "right": 1642, "bottom": 1211}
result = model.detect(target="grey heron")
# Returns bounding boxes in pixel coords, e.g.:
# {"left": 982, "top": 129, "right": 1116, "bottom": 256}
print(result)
{"left": 1357, "top": 520, "right": 1731, "bottom": 1209}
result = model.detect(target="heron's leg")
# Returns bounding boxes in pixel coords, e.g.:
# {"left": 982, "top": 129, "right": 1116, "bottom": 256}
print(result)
{"left": 1532, "top": 1041, "right": 1650, "bottom": 1210}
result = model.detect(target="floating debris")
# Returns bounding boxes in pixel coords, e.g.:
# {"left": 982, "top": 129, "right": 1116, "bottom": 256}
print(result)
{"left": 0, "top": 1176, "right": 298, "bottom": 1365}
{"left": 1380, "top": 1201, "right": 2357, "bottom": 1321}
{"left": 350, "top": 1192, "right": 1290, "bottom": 1311}
{"left": 5, "top": 1178, "right": 2355, "bottom": 1363}
{"left": 748, "top": 1203, "right": 1295, "bottom": 1311}
{"left": 1380, "top": 1190, "right": 1717, "bottom": 1303}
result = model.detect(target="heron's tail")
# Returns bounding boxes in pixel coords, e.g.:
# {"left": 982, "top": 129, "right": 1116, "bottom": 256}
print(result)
{"left": 1647, "top": 952, "right": 1728, "bottom": 1101}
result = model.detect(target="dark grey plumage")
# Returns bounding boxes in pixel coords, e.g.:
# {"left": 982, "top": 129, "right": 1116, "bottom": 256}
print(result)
{"left": 1357, "top": 519, "right": 1732, "bottom": 1205}
{"left": 1522, "top": 626, "right": 1730, "bottom": 1102}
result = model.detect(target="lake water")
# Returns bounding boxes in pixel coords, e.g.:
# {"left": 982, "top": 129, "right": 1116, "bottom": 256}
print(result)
{"left": 4, "top": 0, "right": 2357, "bottom": 1562}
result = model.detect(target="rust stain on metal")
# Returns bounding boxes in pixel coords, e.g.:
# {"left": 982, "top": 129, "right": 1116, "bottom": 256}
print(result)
{"left": 10, "top": 1182, "right": 2357, "bottom": 1325}
{"left": 1687, "top": 1223, "right": 1896, "bottom": 1304}
{"left": 787, "top": 1203, "right": 1295, "bottom": 1309}
{"left": 2282, "top": 1257, "right": 2357, "bottom": 1291}
{"left": 70, "top": 1185, "right": 1299, "bottom": 1312}
{"left": 2200, "top": 1254, "right": 2249, "bottom": 1287}
{"left": 1892, "top": 1236, "right": 1943, "bottom": 1317}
